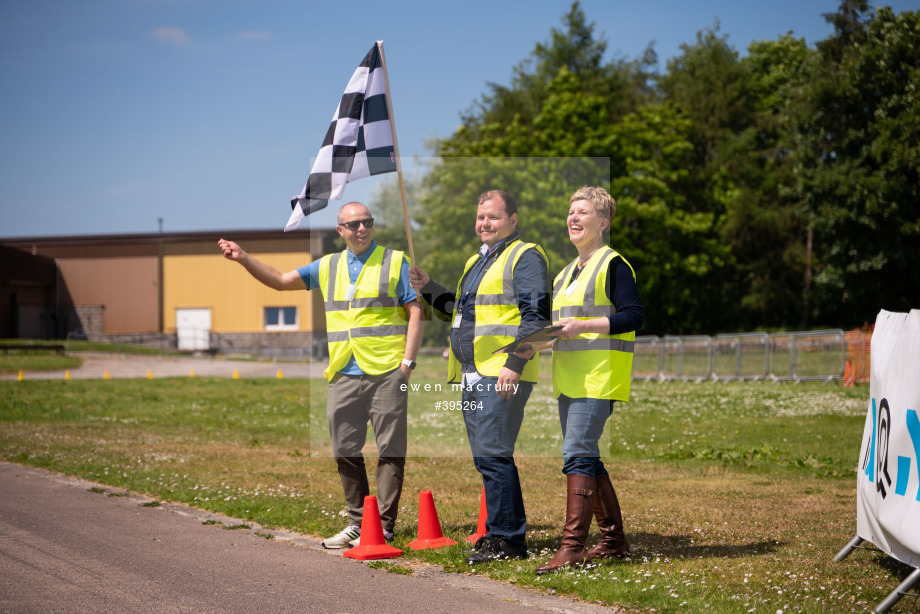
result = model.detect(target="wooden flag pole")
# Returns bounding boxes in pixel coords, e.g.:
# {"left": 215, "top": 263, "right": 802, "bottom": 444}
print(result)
{"left": 376, "top": 40, "right": 416, "bottom": 266}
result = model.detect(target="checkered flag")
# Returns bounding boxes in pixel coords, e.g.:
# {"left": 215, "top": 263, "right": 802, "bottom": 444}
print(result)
{"left": 285, "top": 41, "right": 398, "bottom": 231}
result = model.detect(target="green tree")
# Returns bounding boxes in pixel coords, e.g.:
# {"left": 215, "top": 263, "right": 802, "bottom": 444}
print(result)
{"left": 421, "top": 4, "right": 632, "bottom": 285}
{"left": 655, "top": 26, "right": 750, "bottom": 332}
{"left": 609, "top": 103, "right": 733, "bottom": 334}
{"left": 721, "top": 35, "right": 814, "bottom": 329}
{"left": 659, "top": 24, "right": 752, "bottom": 164}
{"left": 418, "top": 2, "right": 920, "bottom": 337}
{"left": 659, "top": 26, "right": 818, "bottom": 331}
{"left": 791, "top": 5, "right": 920, "bottom": 325}
{"left": 441, "top": 1, "right": 654, "bottom": 158}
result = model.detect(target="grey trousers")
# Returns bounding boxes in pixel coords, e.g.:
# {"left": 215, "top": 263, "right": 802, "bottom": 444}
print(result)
{"left": 327, "top": 368, "right": 407, "bottom": 533}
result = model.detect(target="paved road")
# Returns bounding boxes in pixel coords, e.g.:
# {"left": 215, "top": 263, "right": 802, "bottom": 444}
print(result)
{"left": 1, "top": 352, "right": 325, "bottom": 381}
{"left": 0, "top": 463, "right": 623, "bottom": 614}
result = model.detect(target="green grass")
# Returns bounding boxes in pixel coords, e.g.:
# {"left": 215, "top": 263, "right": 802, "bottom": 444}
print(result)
{"left": 0, "top": 339, "right": 86, "bottom": 373}
{"left": 0, "top": 352, "right": 82, "bottom": 374}
{"left": 0, "top": 338, "right": 171, "bottom": 356}
{"left": 0, "top": 356, "right": 912, "bottom": 613}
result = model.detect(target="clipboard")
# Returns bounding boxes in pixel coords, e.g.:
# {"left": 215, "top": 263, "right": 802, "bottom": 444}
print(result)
{"left": 492, "top": 325, "right": 564, "bottom": 354}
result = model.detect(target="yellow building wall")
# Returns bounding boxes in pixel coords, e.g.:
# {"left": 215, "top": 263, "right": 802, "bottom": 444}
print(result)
{"left": 163, "top": 238, "right": 320, "bottom": 333}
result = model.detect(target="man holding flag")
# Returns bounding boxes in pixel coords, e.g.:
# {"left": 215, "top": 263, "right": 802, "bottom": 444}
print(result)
{"left": 218, "top": 201, "right": 422, "bottom": 547}
{"left": 218, "top": 41, "right": 422, "bottom": 547}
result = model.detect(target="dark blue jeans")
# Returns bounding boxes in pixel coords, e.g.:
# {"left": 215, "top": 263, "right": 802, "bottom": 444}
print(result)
{"left": 461, "top": 377, "right": 532, "bottom": 549}
{"left": 558, "top": 395, "right": 614, "bottom": 477}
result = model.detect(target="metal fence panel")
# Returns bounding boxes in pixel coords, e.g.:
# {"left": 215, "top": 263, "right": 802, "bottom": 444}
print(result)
{"left": 632, "top": 329, "right": 846, "bottom": 383}
{"left": 789, "top": 329, "right": 846, "bottom": 382}
{"left": 713, "top": 333, "right": 770, "bottom": 381}
{"left": 633, "top": 336, "right": 662, "bottom": 380}
{"left": 661, "top": 335, "right": 712, "bottom": 381}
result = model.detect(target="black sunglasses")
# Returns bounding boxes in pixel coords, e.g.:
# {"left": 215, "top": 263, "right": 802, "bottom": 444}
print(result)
{"left": 339, "top": 218, "right": 375, "bottom": 231}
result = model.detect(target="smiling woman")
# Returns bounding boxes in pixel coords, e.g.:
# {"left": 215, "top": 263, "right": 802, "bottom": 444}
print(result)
{"left": 566, "top": 194, "right": 610, "bottom": 262}
{"left": 531, "top": 186, "right": 645, "bottom": 576}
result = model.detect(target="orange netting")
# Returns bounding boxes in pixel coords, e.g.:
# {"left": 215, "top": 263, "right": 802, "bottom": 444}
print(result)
{"left": 844, "top": 324, "right": 874, "bottom": 386}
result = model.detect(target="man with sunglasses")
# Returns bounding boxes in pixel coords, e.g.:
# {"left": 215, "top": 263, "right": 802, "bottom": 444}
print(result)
{"left": 408, "top": 190, "right": 550, "bottom": 563}
{"left": 218, "top": 202, "right": 422, "bottom": 548}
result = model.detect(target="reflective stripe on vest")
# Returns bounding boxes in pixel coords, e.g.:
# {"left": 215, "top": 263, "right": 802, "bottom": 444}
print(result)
{"left": 447, "top": 240, "right": 547, "bottom": 383}
{"left": 551, "top": 247, "right": 635, "bottom": 400}
{"left": 319, "top": 246, "right": 407, "bottom": 381}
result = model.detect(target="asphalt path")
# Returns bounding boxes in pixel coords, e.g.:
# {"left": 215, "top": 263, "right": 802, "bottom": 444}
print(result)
{"left": 0, "top": 352, "right": 325, "bottom": 381}
{"left": 1, "top": 355, "right": 625, "bottom": 613}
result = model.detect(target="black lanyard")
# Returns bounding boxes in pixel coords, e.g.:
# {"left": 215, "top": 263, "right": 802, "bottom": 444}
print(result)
{"left": 568, "top": 263, "right": 585, "bottom": 286}
{"left": 458, "top": 256, "right": 490, "bottom": 314}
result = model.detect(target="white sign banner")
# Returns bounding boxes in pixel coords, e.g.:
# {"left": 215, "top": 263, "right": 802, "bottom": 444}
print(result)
{"left": 856, "top": 309, "right": 920, "bottom": 567}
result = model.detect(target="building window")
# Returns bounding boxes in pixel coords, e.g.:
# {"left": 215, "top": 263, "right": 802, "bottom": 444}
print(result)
{"left": 264, "top": 307, "right": 297, "bottom": 331}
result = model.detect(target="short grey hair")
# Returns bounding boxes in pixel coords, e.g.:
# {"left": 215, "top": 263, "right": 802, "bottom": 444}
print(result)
{"left": 570, "top": 186, "right": 615, "bottom": 222}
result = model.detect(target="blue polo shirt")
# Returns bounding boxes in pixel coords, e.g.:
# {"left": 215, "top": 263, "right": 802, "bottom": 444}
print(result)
{"left": 297, "top": 241, "right": 416, "bottom": 375}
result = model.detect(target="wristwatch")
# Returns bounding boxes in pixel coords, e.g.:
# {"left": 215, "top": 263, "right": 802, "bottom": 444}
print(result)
{"left": 401, "top": 358, "right": 417, "bottom": 370}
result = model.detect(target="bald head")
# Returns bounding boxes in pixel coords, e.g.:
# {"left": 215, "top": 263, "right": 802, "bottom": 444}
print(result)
{"left": 337, "top": 202, "right": 371, "bottom": 224}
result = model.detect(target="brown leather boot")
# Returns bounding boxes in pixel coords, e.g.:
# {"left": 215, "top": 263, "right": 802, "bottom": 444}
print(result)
{"left": 586, "top": 472, "right": 629, "bottom": 561}
{"left": 535, "top": 475, "right": 595, "bottom": 575}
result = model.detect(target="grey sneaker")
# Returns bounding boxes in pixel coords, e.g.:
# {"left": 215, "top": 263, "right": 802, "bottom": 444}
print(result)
{"left": 349, "top": 529, "right": 394, "bottom": 547}
{"left": 322, "top": 525, "right": 360, "bottom": 549}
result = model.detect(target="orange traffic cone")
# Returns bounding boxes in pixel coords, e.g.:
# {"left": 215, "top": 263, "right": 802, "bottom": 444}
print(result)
{"left": 343, "top": 496, "right": 403, "bottom": 560}
{"left": 466, "top": 486, "right": 487, "bottom": 543}
{"left": 409, "top": 490, "right": 457, "bottom": 550}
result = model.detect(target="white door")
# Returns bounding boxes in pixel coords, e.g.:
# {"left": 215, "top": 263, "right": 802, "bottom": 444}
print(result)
{"left": 176, "top": 308, "right": 211, "bottom": 351}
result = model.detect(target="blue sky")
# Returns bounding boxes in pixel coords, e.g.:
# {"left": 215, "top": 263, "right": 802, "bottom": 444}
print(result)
{"left": 2, "top": 0, "right": 918, "bottom": 238}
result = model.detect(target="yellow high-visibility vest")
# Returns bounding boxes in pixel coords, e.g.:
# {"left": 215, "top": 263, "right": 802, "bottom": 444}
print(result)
{"left": 318, "top": 245, "right": 408, "bottom": 381}
{"left": 447, "top": 240, "right": 547, "bottom": 383}
{"left": 552, "top": 247, "right": 636, "bottom": 400}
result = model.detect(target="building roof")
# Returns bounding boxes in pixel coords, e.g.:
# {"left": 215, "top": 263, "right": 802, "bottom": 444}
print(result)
{"left": 0, "top": 227, "right": 336, "bottom": 248}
